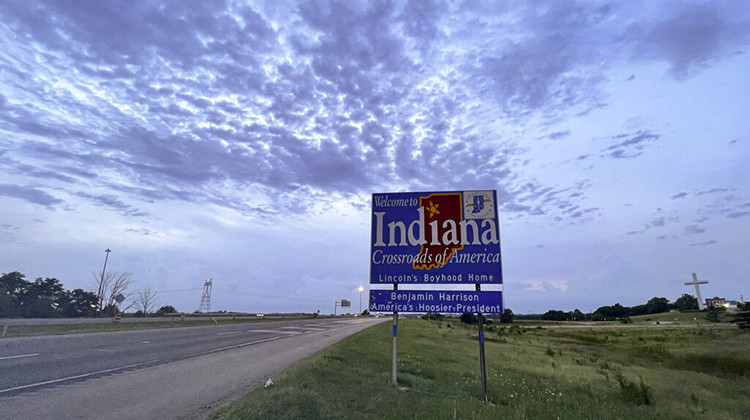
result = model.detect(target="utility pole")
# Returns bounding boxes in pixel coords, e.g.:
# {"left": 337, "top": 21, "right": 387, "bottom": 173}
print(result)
{"left": 97, "top": 248, "right": 111, "bottom": 312}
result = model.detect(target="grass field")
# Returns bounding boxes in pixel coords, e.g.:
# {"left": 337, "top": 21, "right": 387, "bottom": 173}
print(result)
{"left": 210, "top": 318, "right": 750, "bottom": 420}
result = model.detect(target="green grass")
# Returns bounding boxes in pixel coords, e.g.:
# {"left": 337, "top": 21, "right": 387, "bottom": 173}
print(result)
{"left": 210, "top": 319, "right": 750, "bottom": 420}
{"left": 629, "top": 311, "right": 708, "bottom": 324}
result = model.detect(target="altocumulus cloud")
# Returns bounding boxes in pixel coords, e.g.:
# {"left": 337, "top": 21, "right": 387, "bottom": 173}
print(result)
{"left": 1, "top": 0, "right": 700, "bottom": 218}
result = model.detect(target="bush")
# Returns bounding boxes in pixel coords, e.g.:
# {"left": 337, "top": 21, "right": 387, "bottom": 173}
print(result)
{"left": 732, "top": 302, "right": 750, "bottom": 329}
{"left": 155, "top": 305, "right": 177, "bottom": 316}
{"left": 499, "top": 308, "right": 514, "bottom": 323}
{"left": 541, "top": 310, "right": 570, "bottom": 321}
{"left": 423, "top": 313, "right": 445, "bottom": 321}
{"left": 706, "top": 309, "right": 722, "bottom": 323}
{"left": 102, "top": 304, "right": 119, "bottom": 317}
{"left": 460, "top": 313, "right": 478, "bottom": 324}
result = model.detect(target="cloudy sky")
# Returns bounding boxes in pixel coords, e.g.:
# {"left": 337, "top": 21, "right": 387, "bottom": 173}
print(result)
{"left": 1, "top": 1, "right": 748, "bottom": 315}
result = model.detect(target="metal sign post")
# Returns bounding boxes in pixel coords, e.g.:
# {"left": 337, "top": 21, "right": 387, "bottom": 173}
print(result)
{"left": 392, "top": 284, "right": 398, "bottom": 386}
{"left": 476, "top": 284, "right": 488, "bottom": 403}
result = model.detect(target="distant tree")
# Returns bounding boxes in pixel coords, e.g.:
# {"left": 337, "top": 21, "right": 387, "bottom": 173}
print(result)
{"left": 595, "top": 303, "right": 629, "bottom": 320}
{"left": 0, "top": 271, "right": 29, "bottom": 317}
{"left": 610, "top": 303, "right": 629, "bottom": 318}
{"left": 155, "top": 305, "right": 177, "bottom": 316}
{"left": 589, "top": 297, "right": 680, "bottom": 321}
{"left": 672, "top": 294, "right": 699, "bottom": 311}
{"left": 645, "top": 297, "right": 670, "bottom": 314}
{"left": 593, "top": 306, "right": 609, "bottom": 320}
{"left": 133, "top": 287, "right": 158, "bottom": 315}
{"left": 0, "top": 287, "right": 15, "bottom": 318}
{"left": 22, "top": 296, "right": 57, "bottom": 318}
{"left": 500, "top": 308, "right": 514, "bottom": 323}
{"left": 423, "top": 313, "right": 445, "bottom": 321}
{"left": 733, "top": 302, "right": 750, "bottom": 329}
{"left": 628, "top": 304, "right": 649, "bottom": 316}
{"left": 591, "top": 311, "right": 606, "bottom": 321}
{"left": 102, "top": 304, "right": 120, "bottom": 317}
{"left": 93, "top": 271, "right": 133, "bottom": 312}
{"left": 20, "top": 277, "right": 65, "bottom": 318}
{"left": 541, "top": 310, "right": 570, "bottom": 321}
{"left": 361, "top": 309, "right": 370, "bottom": 316}
{"left": 59, "top": 288, "right": 99, "bottom": 317}
{"left": 2, "top": 271, "right": 120, "bottom": 319}
{"left": 1, "top": 271, "right": 28, "bottom": 293}
{"left": 571, "top": 309, "right": 586, "bottom": 321}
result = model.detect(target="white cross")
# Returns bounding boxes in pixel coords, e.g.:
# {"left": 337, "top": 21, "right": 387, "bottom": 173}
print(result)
{"left": 684, "top": 272, "right": 708, "bottom": 310}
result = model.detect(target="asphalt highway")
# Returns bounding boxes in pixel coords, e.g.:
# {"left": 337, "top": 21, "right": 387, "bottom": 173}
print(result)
{"left": 0, "top": 316, "right": 386, "bottom": 419}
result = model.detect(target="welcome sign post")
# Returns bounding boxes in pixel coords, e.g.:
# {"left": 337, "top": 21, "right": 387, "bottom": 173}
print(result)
{"left": 369, "top": 190, "right": 503, "bottom": 402}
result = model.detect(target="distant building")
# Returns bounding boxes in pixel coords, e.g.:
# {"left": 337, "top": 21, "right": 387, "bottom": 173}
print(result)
{"left": 705, "top": 296, "right": 727, "bottom": 309}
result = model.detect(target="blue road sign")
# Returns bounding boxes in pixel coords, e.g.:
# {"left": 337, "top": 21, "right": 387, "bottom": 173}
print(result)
{"left": 370, "top": 290, "right": 503, "bottom": 314}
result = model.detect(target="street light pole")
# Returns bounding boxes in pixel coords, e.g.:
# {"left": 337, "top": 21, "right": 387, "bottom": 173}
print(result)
{"left": 97, "top": 248, "right": 111, "bottom": 312}
{"left": 358, "top": 285, "right": 364, "bottom": 313}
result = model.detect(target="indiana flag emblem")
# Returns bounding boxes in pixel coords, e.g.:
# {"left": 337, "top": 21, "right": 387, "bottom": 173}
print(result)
{"left": 413, "top": 193, "right": 464, "bottom": 270}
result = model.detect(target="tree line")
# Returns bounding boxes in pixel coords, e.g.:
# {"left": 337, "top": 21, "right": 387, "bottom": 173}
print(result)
{"left": 1, "top": 272, "right": 98, "bottom": 318}
{"left": 1, "top": 271, "right": 172, "bottom": 318}
{"left": 538, "top": 294, "right": 699, "bottom": 321}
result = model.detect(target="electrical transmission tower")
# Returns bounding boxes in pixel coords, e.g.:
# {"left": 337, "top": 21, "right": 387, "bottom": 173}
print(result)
{"left": 198, "top": 278, "right": 213, "bottom": 313}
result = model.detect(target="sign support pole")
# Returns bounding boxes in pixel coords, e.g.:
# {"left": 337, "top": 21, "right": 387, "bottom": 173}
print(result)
{"left": 392, "top": 284, "right": 398, "bottom": 386}
{"left": 476, "top": 284, "right": 488, "bottom": 403}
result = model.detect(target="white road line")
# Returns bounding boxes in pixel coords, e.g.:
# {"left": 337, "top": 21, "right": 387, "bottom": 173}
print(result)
{"left": 247, "top": 329, "right": 299, "bottom": 334}
{"left": 206, "top": 336, "right": 286, "bottom": 354}
{"left": 0, "top": 359, "right": 160, "bottom": 395}
{"left": 280, "top": 326, "right": 327, "bottom": 331}
{"left": 217, "top": 329, "right": 299, "bottom": 336}
{"left": 0, "top": 353, "right": 40, "bottom": 361}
